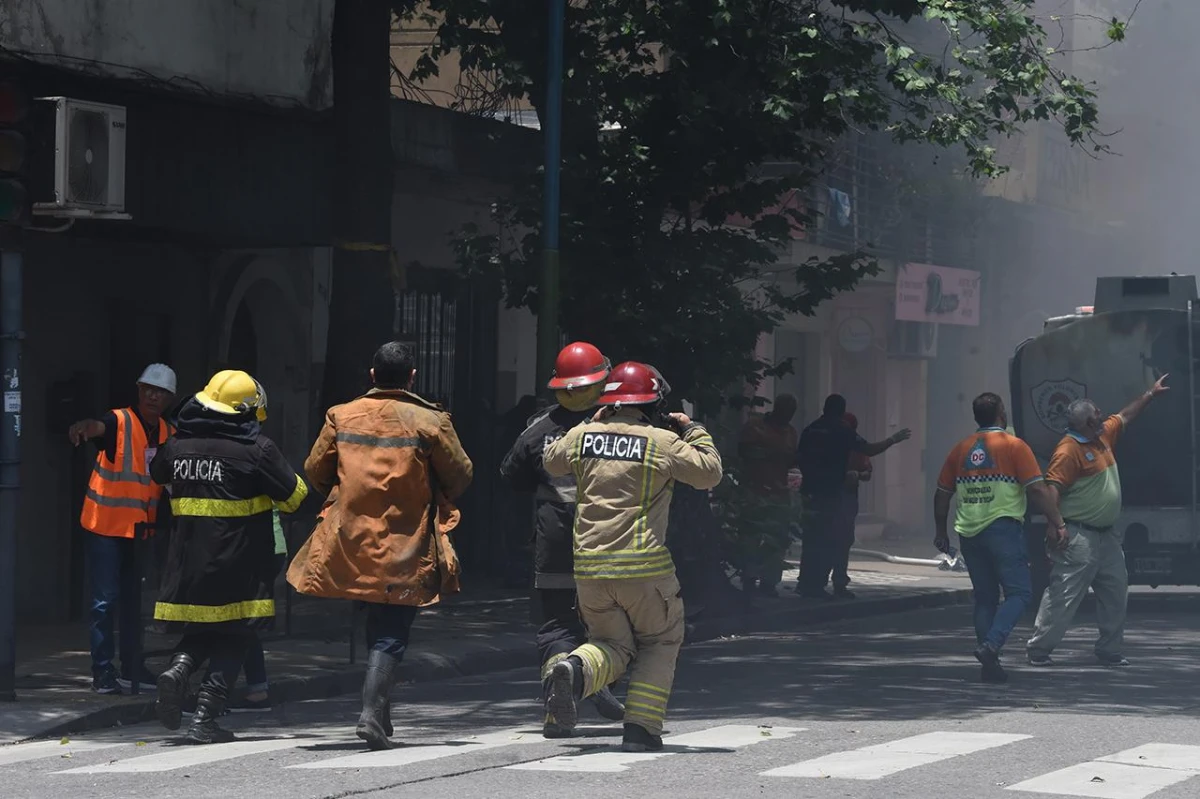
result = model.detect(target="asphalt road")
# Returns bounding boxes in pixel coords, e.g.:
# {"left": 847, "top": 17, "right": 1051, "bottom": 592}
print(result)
{"left": 4, "top": 602, "right": 1199, "bottom": 799}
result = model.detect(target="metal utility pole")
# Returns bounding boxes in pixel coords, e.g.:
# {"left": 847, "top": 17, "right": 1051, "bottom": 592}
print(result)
{"left": 535, "top": 0, "right": 565, "bottom": 391}
{"left": 0, "top": 246, "right": 22, "bottom": 701}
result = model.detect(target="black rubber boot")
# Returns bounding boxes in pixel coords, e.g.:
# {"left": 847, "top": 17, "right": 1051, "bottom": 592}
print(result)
{"left": 542, "top": 712, "right": 575, "bottom": 739}
{"left": 186, "top": 682, "right": 235, "bottom": 745}
{"left": 588, "top": 685, "right": 625, "bottom": 722}
{"left": 545, "top": 656, "right": 584, "bottom": 732}
{"left": 356, "top": 650, "right": 400, "bottom": 751}
{"left": 621, "top": 722, "right": 664, "bottom": 752}
{"left": 156, "top": 653, "right": 195, "bottom": 732}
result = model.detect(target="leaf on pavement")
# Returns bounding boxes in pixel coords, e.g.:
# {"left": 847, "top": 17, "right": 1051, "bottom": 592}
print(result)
{"left": 1091, "top": 776, "right": 1106, "bottom": 783}
{"left": 136, "top": 741, "right": 147, "bottom": 746}
{"left": 59, "top": 737, "right": 69, "bottom": 745}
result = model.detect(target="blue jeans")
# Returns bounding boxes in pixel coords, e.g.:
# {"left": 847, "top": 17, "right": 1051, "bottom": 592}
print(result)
{"left": 363, "top": 603, "right": 418, "bottom": 659}
{"left": 242, "top": 635, "right": 269, "bottom": 693}
{"left": 958, "top": 517, "right": 1033, "bottom": 650}
{"left": 87, "top": 532, "right": 143, "bottom": 679}
{"left": 239, "top": 554, "right": 285, "bottom": 692}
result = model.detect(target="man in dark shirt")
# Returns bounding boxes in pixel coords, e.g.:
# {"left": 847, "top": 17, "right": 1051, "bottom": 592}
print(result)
{"left": 795, "top": 394, "right": 911, "bottom": 599}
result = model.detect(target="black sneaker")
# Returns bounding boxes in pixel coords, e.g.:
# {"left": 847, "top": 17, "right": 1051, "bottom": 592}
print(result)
{"left": 797, "top": 589, "right": 834, "bottom": 600}
{"left": 833, "top": 588, "right": 857, "bottom": 600}
{"left": 621, "top": 723, "right": 663, "bottom": 753}
{"left": 92, "top": 669, "right": 122, "bottom": 695}
{"left": 974, "top": 642, "right": 1000, "bottom": 666}
{"left": 1027, "top": 653, "right": 1054, "bottom": 667}
{"left": 980, "top": 662, "right": 1009, "bottom": 683}
{"left": 1096, "top": 652, "right": 1130, "bottom": 667}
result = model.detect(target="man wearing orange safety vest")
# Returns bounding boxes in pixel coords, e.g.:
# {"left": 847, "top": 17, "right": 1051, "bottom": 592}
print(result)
{"left": 69, "top": 363, "right": 177, "bottom": 695}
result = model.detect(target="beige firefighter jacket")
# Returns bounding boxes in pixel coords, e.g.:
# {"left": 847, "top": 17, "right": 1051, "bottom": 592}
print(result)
{"left": 543, "top": 407, "right": 724, "bottom": 581}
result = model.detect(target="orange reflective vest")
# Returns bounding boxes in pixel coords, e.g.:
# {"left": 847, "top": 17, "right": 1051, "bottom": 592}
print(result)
{"left": 80, "top": 408, "right": 173, "bottom": 538}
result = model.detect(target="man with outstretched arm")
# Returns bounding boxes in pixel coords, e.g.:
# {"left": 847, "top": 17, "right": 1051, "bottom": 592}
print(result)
{"left": 1026, "top": 375, "right": 1169, "bottom": 668}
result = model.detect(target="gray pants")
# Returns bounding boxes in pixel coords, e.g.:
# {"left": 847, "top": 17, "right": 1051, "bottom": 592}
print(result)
{"left": 1027, "top": 523, "right": 1128, "bottom": 659}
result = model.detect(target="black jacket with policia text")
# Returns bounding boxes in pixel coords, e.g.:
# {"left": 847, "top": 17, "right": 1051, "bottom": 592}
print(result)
{"left": 150, "top": 398, "right": 308, "bottom": 633}
{"left": 500, "top": 405, "right": 592, "bottom": 590}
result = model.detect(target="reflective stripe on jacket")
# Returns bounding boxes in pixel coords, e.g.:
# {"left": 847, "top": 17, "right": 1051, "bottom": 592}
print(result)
{"left": 543, "top": 408, "right": 724, "bottom": 580}
{"left": 80, "top": 408, "right": 172, "bottom": 538}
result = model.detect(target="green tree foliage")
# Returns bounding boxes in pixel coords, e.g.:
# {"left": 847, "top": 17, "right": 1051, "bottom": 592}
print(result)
{"left": 392, "top": 0, "right": 1128, "bottom": 407}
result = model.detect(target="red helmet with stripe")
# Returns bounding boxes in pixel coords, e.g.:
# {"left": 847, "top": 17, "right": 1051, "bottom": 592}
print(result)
{"left": 597, "top": 361, "right": 668, "bottom": 405}
{"left": 547, "top": 341, "right": 612, "bottom": 390}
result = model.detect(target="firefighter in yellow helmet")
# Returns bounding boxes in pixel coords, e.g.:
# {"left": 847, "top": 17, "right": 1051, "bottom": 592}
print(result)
{"left": 151, "top": 370, "right": 307, "bottom": 744}
{"left": 542, "top": 362, "right": 724, "bottom": 752}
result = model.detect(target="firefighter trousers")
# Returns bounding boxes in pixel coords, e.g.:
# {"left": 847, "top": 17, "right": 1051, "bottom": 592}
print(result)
{"left": 570, "top": 572, "right": 684, "bottom": 735}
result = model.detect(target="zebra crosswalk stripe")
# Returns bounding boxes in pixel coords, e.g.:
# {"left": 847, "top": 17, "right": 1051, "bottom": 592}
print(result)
{"left": 54, "top": 732, "right": 344, "bottom": 774}
{"left": 288, "top": 726, "right": 551, "bottom": 770}
{"left": 761, "top": 731, "right": 1031, "bottom": 780}
{"left": 0, "top": 740, "right": 125, "bottom": 767}
{"left": 506, "top": 724, "right": 806, "bottom": 773}
{"left": 1006, "top": 744, "right": 1200, "bottom": 799}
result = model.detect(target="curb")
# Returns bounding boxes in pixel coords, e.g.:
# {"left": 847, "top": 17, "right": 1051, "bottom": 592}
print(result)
{"left": 21, "top": 585, "right": 1191, "bottom": 742}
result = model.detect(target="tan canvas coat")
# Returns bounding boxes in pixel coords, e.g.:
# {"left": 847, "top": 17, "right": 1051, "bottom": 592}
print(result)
{"left": 287, "top": 388, "right": 473, "bottom": 606}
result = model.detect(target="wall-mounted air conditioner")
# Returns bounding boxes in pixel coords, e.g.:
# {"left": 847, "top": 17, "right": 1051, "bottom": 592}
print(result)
{"left": 32, "top": 97, "right": 128, "bottom": 218}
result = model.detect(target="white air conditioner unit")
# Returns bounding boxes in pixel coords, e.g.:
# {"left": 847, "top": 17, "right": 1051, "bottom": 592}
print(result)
{"left": 32, "top": 97, "right": 128, "bottom": 218}
{"left": 888, "top": 320, "right": 938, "bottom": 359}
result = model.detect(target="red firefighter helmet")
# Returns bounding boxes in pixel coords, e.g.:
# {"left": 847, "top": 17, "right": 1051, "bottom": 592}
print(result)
{"left": 597, "top": 361, "right": 667, "bottom": 405}
{"left": 547, "top": 341, "right": 612, "bottom": 390}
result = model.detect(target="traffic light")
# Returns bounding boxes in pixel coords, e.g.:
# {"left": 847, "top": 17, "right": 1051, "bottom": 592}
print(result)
{"left": 0, "top": 80, "right": 30, "bottom": 225}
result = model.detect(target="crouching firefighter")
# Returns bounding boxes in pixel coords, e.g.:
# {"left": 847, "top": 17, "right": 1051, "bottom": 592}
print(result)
{"left": 542, "top": 362, "right": 724, "bottom": 751}
{"left": 500, "top": 341, "right": 626, "bottom": 737}
{"left": 152, "top": 371, "right": 308, "bottom": 744}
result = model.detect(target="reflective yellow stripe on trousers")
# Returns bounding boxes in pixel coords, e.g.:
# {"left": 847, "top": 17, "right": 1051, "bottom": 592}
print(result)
{"left": 626, "top": 681, "right": 670, "bottom": 724}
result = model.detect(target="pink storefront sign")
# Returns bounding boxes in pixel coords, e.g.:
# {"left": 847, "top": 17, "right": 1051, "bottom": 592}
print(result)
{"left": 894, "top": 262, "right": 981, "bottom": 327}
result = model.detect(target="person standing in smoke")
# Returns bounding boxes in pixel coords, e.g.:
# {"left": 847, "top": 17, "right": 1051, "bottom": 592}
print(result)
{"left": 501, "top": 342, "right": 626, "bottom": 737}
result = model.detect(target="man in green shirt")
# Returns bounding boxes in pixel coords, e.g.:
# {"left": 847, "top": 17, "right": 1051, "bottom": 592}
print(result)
{"left": 934, "top": 393, "right": 1065, "bottom": 684}
{"left": 1026, "top": 375, "right": 1168, "bottom": 667}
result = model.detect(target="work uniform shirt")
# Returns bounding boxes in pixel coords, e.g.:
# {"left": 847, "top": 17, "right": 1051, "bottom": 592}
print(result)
{"left": 543, "top": 408, "right": 724, "bottom": 581}
{"left": 500, "top": 405, "right": 592, "bottom": 589}
{"left": 796, "top": 414, "right": 867, "bottom": 498}
{"left": 937, "top": 427, "right": 1044, "bottom": 537}
{"left": 1046, "top": 415, "right": 1125, "bottom": 530}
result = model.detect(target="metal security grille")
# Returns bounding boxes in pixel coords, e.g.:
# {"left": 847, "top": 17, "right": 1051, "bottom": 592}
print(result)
{"left": 394, "top": 290, "right": 458, "bottom": 410}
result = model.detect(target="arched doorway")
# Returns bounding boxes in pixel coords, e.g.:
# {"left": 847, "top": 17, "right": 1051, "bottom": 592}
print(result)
{"left": 217, "top": 268, "right": 309, "bottom": 467}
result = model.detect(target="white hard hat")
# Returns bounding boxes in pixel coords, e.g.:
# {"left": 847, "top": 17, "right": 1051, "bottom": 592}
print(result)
{"left": 137, "top": 363, "right": 177, "bottom": 394}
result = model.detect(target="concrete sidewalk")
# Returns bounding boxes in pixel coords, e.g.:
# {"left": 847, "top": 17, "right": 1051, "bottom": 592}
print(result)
{"left": 1, "top": 554, "right": 974, "bottom": 744}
